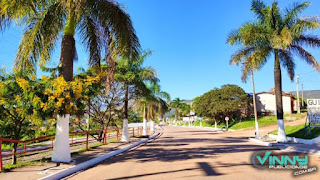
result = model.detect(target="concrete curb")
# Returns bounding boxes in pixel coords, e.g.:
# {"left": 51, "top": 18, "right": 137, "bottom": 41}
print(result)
{"left": 268, "top": 134, "right": 320, "bottom": 145}
{"left": 39, "top": 133, "right": 160, "bottom": 180}
{"left": 248, "top": 138, "right": 272, "bottom": 147}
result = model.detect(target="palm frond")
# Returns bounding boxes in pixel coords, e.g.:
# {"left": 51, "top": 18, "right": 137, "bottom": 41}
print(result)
{"left": 279, "top": 49, "right": 295, "bottom": 81}
{"left": 89, "top": 0, "right": 141, "bottom": 60}
{"left": 137, "top": 50, "right": 152, "bottom": 65}
{"left": 240, "top": 48, "right": 270, "bottom": 82}
{"left": 292, "top": 16, "right": 320, "bottom": 34}
{"left": 14, "top": 2, "right": 65, "bottom": 72}
{"left": 251, "top": 0, "right": 267, "bottom": 21}
{"left": 230, "top": 46, "right": 255, "bottom": 65}
{"left": 227, "top": 29, "right": 241, "bottom": 45}
{"left": 293, "top": 34, "right": 320, "bottom": 48}
{"left": 290, "top": 45, "right": 320, "bottom": 72}
{"left": 137, "top": 67, "right": 158, "bottom": 82}
{"left": 79, "top": 15, "right": 102, "bottom": 66}
{"left": 283, "top": 2, "right": 310, "bottom": 27}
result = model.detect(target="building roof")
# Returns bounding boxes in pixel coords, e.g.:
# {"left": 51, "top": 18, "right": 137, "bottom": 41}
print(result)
{"left": 256, "top": 91, "right": 293, "bottom": 97}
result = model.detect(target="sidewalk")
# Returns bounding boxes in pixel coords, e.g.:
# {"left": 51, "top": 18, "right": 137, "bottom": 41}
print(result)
{"left": 0, "top": 137, "right": 143, "bottom": 180}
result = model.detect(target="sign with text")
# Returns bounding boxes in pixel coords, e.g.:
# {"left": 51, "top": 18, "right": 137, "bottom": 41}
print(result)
{"left": 307, "top": 99, "right": 320, "bottom": 124}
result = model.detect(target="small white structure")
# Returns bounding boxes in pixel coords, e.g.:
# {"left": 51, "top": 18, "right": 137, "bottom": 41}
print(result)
{"left": 256, "top": 91, "right": 294, "bottom": 115}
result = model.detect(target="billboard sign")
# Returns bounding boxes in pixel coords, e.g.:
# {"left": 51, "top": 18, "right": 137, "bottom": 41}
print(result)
{"left": 307, "top": 99, "right": 320, "bottom": 126}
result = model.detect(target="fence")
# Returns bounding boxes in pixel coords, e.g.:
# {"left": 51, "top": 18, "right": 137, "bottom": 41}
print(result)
{"left": 0, "top": 126, "right": 143, "bottom": 171}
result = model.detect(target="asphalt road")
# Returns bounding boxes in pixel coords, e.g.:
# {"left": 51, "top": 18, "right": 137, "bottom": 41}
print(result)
{"left": 66, "top": 126, "right": 320, "bottom": 180}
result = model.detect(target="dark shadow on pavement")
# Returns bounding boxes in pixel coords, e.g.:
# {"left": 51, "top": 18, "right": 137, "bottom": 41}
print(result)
{"left": 198, "top": 162, "right": 222, "bottom": 176}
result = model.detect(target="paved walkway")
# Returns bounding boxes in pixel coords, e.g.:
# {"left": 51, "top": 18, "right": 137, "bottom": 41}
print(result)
{"left": 0, "top": 138, "right": 142, "bottom": 180}
{"left": 65, "top": 125, "right": 320, "bottom": 180}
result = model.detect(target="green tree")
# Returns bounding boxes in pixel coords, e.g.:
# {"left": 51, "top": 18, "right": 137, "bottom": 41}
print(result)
{"left": 116, "top": 51, "right": 158, "bottom": 141}
{"left": 135, "top": 82, "right": 170, "bottom": 135}
{"left": 193, "top": 84, "right": 249, "bottom": 129}
{"left": 227, "top": 0, "right": 320, "bottom": 142}
{"left": 170, "top": 98, "right": 183, "bottom": 125}
{"left": 0, "top": 0, "right": 140, "bottom": 162}
{"left": 0, "top": 70, "right": 40, "bottom": 164}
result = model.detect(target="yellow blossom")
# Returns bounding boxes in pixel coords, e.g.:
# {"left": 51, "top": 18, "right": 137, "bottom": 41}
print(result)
{"left": 16, "top": 77, "right": 29, "bottom": 90}
{"left": 44, "top": 89, "right": 52, "bottom": 95}
{"left": 0, "top": 99, "right": 6, "bottom": 105}
{"left": 31, "top": 74, "right": 36, "bottom": 80}
{"left": 52, "top": 77, "right": 68, "bottom": 97}
{"left": 48, "top": 96, "right": 55, "bottom": 101}
{"left": 15, "top": 95, "right": 21, "bottom": 101}
{"left": 48, "top": 118, "right": 56, "bottom": 123}
{"left": 40, "top": 75, "right": 49, "bottom": 80}
{"left": 33, "top": 96, "right": 41, "bottom": 104}
{"left": 33, "top": 109, "right": 37, "bottom": 116}
{"left": 55, "top": 98, "right": 65, "bottom": 108}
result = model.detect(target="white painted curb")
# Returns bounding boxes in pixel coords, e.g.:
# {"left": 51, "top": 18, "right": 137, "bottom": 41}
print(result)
{"left": 39, "top": 133, "right": 160, "bottom": 180}
{"left": 268, "top": 134, "right": 320, "bottom": 145}
{"left": 248, "top": 138, "right": 272, "bottom": 147}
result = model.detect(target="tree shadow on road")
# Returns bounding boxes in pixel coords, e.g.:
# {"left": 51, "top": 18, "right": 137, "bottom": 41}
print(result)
{"left": 103, "top": 136, "right": 274, "bottom": 164}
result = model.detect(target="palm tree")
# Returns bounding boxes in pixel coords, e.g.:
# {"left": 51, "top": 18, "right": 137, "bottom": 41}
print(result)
{"left": 179, "top": 103, "right": 191, "bottom": 126}
{"left": 116, "top": 51, "right": 158, "bottom": 141}
{"left": 170, "top": 98, "right": 182, "bottom": 126}
{"left": 1, "top": 0, "right": 140, "bottom": 162}
{"left": 148, "top": 82, "right": 170, "bottom": 132}
{"left": 135, "top": 82, "right": 170, "bottom": 135}
{"left": 135, "top": 96, "right": 154, "bottom": 137}
{"left": 227, "top": 0, "right": 320, "bottom": 142}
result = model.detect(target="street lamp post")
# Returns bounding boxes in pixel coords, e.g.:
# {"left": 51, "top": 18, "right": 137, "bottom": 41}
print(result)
{"left": 252, "top": 71, "right": 260, "bottom": 138}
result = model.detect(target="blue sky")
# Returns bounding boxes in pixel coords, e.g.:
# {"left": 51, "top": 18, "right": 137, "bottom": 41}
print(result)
{"left": 1, "top": 0, "right": 320, "bottom": 100}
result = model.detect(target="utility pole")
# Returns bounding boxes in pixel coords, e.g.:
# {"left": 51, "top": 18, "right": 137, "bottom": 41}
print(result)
{"left": 251, "top": 71, "right": 259, "bottom": 138}
{"left": 296, "top": 74, "right": 300, "bottom": 114}
{"left": 301, "top": 83, "right": 304, "bottom": 108}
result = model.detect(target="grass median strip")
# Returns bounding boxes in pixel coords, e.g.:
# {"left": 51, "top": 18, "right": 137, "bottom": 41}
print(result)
{"left": 184, "top": 113, "right": 306, "bottom": 130}
{"left": 269, "top": 124, "right": 320, "bottom": 139}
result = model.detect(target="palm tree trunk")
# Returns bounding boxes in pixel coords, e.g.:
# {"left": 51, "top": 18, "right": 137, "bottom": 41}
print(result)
{"left": 59, "top": 35, "right": 75, "bottom": 81}
{"left": 122, "top": 83, "right": 129, "bottom": 142}
{"left": 175, "top": 113, "right": 178, "bottom": 126}
{"left": 52, "top": 11, "right": 76, "bottom": 162}
{"left": 52, "top": 114, "right": 71, "bottom": 163}
{"left": 150, "top": 120, "right": 155, "bottom": 133}
{"left": 142, "top": 104, "right": 148, "bottom": 136}
{"left": 274, "top": 50, "right": 287, "bottom": 142}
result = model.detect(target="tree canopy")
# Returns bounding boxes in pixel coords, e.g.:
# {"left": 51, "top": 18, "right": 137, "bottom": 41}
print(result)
{"left": 193, "top": 84, "right": 250, "bottom": 123}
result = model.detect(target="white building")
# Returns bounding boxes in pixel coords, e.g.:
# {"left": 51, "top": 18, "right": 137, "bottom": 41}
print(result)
{"left": 256, "top": 91, "right": 294, "bottom": 115}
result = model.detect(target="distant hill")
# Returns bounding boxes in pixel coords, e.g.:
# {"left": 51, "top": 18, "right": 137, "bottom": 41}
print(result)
{"left": 289, "top": 90, "right": 320, "bottom": 99}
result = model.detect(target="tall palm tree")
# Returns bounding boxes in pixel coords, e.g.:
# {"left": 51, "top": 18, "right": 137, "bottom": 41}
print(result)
{"left": 1, "top": 0, "right": 140, "bottom": 162}
{"left": 147, "top": 82, "right": 170, "bottom": 132}
{"left": 179, "top": 103, "right": 191, "bottom": 126}
{"left": 227, "top": 0, "right": 320, "bottom": 142}
{"left": 134, "top": 95, "right": 154, "bottom": 137}
{"left": 135, "top": 82, "right": 170, "bottom": 135}
{"left": 170, "top": 98, "right": 182, "bottom": 126}
{"left": 116, "top": 51, "right": 158, "bottom": 141}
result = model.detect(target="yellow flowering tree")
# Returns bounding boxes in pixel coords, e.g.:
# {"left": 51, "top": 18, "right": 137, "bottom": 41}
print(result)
{"left": 0, "top": 70, "right": 44, "bottom": 164}
{"left": 0, "top": 68, "right": 105, "bottom": 164}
